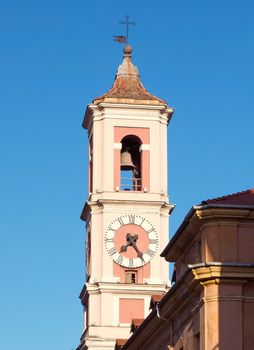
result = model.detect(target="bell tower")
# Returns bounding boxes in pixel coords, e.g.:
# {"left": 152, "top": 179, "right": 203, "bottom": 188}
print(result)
{"left": 77, "top": 45, "right": 174, "bottom": 350}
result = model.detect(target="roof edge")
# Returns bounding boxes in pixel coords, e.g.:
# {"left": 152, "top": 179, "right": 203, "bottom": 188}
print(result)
{"left": 161, "top": 202, "right": 254, "bottom": 259}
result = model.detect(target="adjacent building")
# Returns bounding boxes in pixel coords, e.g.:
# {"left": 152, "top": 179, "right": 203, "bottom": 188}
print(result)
{"left": 120, "top": 189, "right": 254, "bottom": 350}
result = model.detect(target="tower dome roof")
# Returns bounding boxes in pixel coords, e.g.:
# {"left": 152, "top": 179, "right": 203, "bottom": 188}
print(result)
{"left": 93, "top": 46, "right": 167, "bottom": 106}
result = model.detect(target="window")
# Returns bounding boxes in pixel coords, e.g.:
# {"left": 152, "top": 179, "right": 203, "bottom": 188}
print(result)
{"left": 125, "top": 271, "right": 137, "bottom": 284}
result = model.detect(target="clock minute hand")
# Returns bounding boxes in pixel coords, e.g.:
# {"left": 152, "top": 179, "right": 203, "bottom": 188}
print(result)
{"left": 131, "top": 241, "right": 144, "bottom": 261}
{"left": 126, "top": 234, "right": 144, "bottom": 259}
{"left": 120, "top": 234, "right": 144, "bottom": 261}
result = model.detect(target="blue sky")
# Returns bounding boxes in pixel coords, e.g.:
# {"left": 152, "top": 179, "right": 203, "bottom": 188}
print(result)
{"left": 1, "top": 1, "right": 254, "bottom": 349}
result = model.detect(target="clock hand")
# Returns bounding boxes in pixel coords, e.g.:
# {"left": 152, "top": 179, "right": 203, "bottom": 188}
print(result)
{"left": 133, "top": 234, "right": 138, "bottom": 242}
{"left": 120, "top": 234, "right": 144, "bottom": 261}
{"left": 120, "top": 233, "right": 132, "bottom": 253}
{"left": 126, "top": 234, "right": 144, "bottom": 259}
{"left": 131, "top": 240, "right": 144, "bottom": 261}
{"left": 127, "top": 233, "right": 138, "bottom": 244}
{"left": 120, "top": 243, "right": 129, "bottom": 253}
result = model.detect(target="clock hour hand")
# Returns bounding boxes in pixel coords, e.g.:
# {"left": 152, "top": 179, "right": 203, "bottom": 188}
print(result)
{"left": 119, "top": 233, "right": 132, "bottom": 253}
{"left": 120, "top": 244, "right": 128, "bottom": 253}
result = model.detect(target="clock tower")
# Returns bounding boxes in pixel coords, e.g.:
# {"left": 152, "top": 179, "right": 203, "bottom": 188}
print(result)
{"left": 77, "top": 45, "right": 174, "bottom": 350}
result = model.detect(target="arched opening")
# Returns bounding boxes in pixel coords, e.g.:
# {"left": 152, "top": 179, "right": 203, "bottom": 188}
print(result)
{"left": 120, "top": 135, "right": 141, "bottom": 191}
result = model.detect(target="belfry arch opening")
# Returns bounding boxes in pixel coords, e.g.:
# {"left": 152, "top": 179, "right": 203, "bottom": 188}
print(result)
{"left": 120, "top": 135, "right": 141, "bottom": 191}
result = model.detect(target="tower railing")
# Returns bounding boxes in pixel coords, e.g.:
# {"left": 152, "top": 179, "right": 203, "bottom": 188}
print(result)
{"left": 120, "top": 177, "right": 142, "bottom": 191}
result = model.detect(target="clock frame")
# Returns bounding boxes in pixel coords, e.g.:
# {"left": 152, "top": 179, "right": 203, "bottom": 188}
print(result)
{"left": 105, "top": 214, "right": 159, "bottom": 268}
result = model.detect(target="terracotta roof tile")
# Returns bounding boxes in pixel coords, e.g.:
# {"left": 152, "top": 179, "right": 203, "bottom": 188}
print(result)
{"left": 151, "top": 294, "right": 164, "bottom": 304}
{"left": 116, "top": 339, "right": 128, "bottom": 345}
{"left": 150, "top": 293, "right": 165, "bottom": 310}
{"left": 93, "top": 46, "right": 167, "bottom": 106}
{"left": 201, "top": 188, "right": 254, "bottom": 206}
{"left": 132, "top": 318, "right": 144, "bottom": 327}
{"left": 130, "top": 318, "right": 144, "bottom": 332}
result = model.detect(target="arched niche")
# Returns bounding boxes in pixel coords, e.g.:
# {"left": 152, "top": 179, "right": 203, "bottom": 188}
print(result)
{"left": 120, "top": 135, "right": 142, "bottom": 191}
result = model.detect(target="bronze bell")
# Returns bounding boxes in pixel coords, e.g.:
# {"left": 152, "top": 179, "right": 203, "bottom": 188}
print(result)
{"left": 120, "top": 150, "right": 135, "bottom": 170}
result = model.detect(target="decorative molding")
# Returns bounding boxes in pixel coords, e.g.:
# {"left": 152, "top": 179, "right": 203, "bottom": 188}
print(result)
{"left": 195, "top": 207, "right": 254, "bottom": 220}
{"left": 191, "top": 265, "right": 254, "bottom": 282}
{"left": 96, "top": 102, "right": 171, "bottom": 111}
{"left": 85, "top": 282, "right": 169, "bottom": 295}
{"left": 114, "top": 143, "right": 122, "bottom": 150}
{"left": 139, "top": 144, "right": 150, "bottom": 151}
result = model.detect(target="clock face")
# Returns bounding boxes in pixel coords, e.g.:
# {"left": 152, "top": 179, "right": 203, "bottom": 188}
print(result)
{"left": 105, "top": 215, "right": 158, "bottom": 268}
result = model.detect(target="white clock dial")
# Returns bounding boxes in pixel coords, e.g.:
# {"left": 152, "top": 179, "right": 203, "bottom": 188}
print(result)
{"left": 105, "top": 214, "right": 159, "bottom": 268}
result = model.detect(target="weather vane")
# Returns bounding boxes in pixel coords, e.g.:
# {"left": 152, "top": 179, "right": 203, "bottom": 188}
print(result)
{"left": 113, "top": 15, "right": 136, "bottom": 45}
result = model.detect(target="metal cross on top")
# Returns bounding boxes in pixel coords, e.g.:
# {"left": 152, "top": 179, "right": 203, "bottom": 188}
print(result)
{"left": 119, "top": 15, "right": 136, "bottom": 45}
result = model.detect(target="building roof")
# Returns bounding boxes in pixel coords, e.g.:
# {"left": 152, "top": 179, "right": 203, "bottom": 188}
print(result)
{"left": 201, "top": 188, "right": 254, "bottom": 206}
{"left": 161, "top": 188, "right": 254, "bottom": 259}
{"left": 93, "top": 45, "right": 167, "bottom": 106}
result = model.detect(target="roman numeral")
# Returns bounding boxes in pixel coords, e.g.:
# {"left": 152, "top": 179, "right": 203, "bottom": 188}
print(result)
{"left": 108, "top": 247, "right": 117, "bottom": 256}
{"left": 116, "top": 256, "right": 123, "bottom": 264}
{"left": 105, "top": 238, "right": 114, "bottom": 243}
{"left": 108, "top": 226, "right": 117, "bottom": 233}
{"left": 139, "top": 218, "right": 146, "bottom": 227}
{"left": 129, "top": 259, "right": 134, "bottom": 268}
{"left": 149, "top": 239, "right": 158, "bottom": 244}
{"left": 116, "top": 217, "right": 124, "bottom": 226}
{"left": 147, "top": 227, "right": 155, "bottom": 234}
{"left": 128, "top": 215, "right": 135, "bottom": 224}
{"left": 146, "top": 249, "right": 154, "bottom": 257}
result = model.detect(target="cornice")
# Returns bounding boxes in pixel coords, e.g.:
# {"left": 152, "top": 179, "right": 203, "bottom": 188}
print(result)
{"left": 89, "top": 191, "right": 170, "bottom": 202}
{"left": 97, "top": 199, "right": 168, "bottom": 206}
{"left": 82, "top": 103, "right": 174, "bottom": 130}
{"left": 93, "top": 102, "right": 172, "bottom": 112}
{"left": 194, "top": 206, "right": 254, "bottom": 220}
{"left": 162, "top": 204, "right": 254, "bottom": 261}
{"left": 191, "top": 263, "right": 254, "bottom": 282}
{"left": 81, "top": 198, "right": 174, "bottom": 222}
{"left": 85, "top": 197, "right": 175, "bottom": 208}
{"left": 85, "top": 282, "right": 168, "bottom": 295}
{"left": 84, "top": 337, "right": 116, "bottom": 348}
